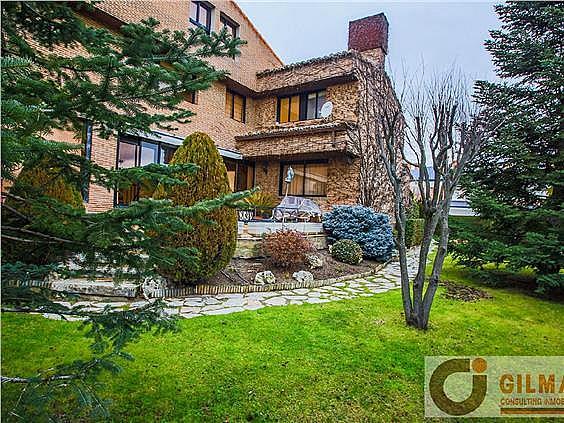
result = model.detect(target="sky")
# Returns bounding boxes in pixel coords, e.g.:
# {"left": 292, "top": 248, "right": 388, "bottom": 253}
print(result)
{"left": 238, "top": 1, "right": 501, "bottom": 84}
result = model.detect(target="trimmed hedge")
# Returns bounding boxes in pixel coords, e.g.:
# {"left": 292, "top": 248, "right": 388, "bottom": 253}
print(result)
{"left": 405, "top": 218, "right": 425, "bottom": 247}
{"left": 323, "top": 205, "right": 394, "bottom": 261}
{"left": 154, "top": 132, "right": 237, "bottom": 284}
{"left": 330, "top": 239, "right": 363, "bottom": 265}
{"left": 1, "top": 160, "right": 85, "bottom": 265}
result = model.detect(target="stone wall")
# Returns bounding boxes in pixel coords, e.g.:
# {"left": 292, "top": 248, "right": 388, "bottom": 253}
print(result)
{"left": 253, "top": 81, "right": 359, "bottom": 130}
{"left": 253, "top": 156, "right": 360, "bottom": 211}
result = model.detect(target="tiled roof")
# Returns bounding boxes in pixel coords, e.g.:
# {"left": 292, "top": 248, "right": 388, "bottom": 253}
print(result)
{"left": 235, "top": 121, "right": 354, "bottom": 141}
{"left": 256, "top": 51, "right": 353, "bottom": 78}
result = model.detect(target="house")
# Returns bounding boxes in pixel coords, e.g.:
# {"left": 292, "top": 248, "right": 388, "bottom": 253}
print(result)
{"left": 410, "top": 167, "right": 477, "bottom": 216}
{"left": 64, "top": 1, "right": 401, "bottom": 215}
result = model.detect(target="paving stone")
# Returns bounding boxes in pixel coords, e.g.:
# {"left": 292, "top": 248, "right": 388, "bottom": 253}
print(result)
{"left": 203, "top": 307, "right": 245, "bottom": 316}
{"left": 282, "top": 295, "right": 308, "bottom": 301}
{"left": 288, "top": 300, "right": 304, "bottom": 305}
{"left": 264, "top": 296, "right": 287, "bottom": 306}
{"left": 180, "top": 306, "right": 202, "bottom": 314}
{"left": 203, "top": 297, "right": 222, "bottom": 305}
{"left": 244, "top": 304, "right": 264, "bottom": 311}
{"left": 201, "top": 304, "right": 226, "bottom": 312}
{"left": 293, "top": 288, "right": 310, "bottom": 295}
{"left": 307, "top": 291, "right": 322, "bottom": 297}
{"left": 307, "top": 297, "right": 329, "bottom": 304}
{"left": 224, "top": 297, "right": 247, "bottom": 307}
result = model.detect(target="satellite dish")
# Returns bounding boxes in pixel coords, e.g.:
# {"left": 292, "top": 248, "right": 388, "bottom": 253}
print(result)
{"left": 320, "top": 101, "right": 333, "bottom": 118}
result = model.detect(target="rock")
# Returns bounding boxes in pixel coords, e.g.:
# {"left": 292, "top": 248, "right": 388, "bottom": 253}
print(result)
{"left": 254, "top": 271, "right": 276, "bottom": 285}
{"left": 141, "top": 275, "right": 168, "bottom": 299}
{"left": 292, "top": 270, "right": 314, "bottom": 284}
{"left": 306, "top": 254, "right": 323, "bottom": 269}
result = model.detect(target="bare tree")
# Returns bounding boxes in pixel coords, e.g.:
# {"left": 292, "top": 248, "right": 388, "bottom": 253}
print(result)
{"left": 353, "top": 55, "right": 491, "bottom": 329}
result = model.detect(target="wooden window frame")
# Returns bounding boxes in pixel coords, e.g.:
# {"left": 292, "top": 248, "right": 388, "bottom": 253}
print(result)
{"left": 190, "top": 1, "right": 213, "bottom": 33}
{"left": 226, "top": 89, "right": 246, "bottom": 123}
{"left": 278, "top": 160, "right": 328, "bottom": 197}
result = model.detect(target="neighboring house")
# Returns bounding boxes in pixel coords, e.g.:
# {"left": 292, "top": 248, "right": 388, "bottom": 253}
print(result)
{"left": 57, "top": 1, "right": 401, "bottom": 214}
{"left": 410, "top": 167, "right": 476, "bottom": 217}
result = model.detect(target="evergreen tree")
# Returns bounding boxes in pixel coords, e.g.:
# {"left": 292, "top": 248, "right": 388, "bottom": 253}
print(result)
{"left": 1, "top": 1, "right": 247, "bottom": 418}
{"left": 450, "top": 2, "right": 563, "bottom": 293}
{"left": 155, "top": 132, "right": 238, "bottom": 284}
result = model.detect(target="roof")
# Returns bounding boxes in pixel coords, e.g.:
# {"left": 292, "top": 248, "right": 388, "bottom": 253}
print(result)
{"left": 256, "top": 51, "right": 354, "bottom": 78}
{"left": 235, "top": 121, "right": 353, "bottom": 141}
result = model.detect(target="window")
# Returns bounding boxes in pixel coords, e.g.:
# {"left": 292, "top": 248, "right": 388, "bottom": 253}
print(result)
{"left": 115, "top": 135, "right": 178, "bottom": 206}
{"left": 277, "top": 90, "right": 327, "bottom": 123}
{"left": 223, "top": 159, "right": 255, "bottom": 192}
{"left": 220, "top": 13, "right": 238, "bottom": 38}
{"left": 225, "top": 90, "right": 246, "bottom": 123}
{"left": 279, "top": 161, "right": 328, "bottom": 197}
{"left": 81, "top": 121, "right": 93, "bottom": 202}
{"left": 190, "top": 1, "right": 212, "bottom": 32}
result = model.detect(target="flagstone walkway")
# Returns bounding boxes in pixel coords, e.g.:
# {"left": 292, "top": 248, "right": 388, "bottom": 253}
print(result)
{"left": 46, "top": 247, "right": 422, "bottom": 320}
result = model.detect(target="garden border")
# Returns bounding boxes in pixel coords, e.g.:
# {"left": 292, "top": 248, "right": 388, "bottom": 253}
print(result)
{"left": 6, "top": 262, "right": 390, "bottom": 299}
{"left": 147, "top": 262, "right": 387, "bottom": 298}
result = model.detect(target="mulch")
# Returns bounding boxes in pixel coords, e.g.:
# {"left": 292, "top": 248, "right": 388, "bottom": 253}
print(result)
{"left": 440, "top": 280, "right": 493, "bottom": 302}
{"left": 206, "top": 249, "right": 384, "bottom": 286}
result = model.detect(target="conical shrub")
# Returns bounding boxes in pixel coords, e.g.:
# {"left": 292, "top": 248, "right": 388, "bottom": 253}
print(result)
{"left": 155, "top": 132, "right": 237, "bottom": 284}
{"left": 1, "top": 159, "right": 85, "bottom": 265}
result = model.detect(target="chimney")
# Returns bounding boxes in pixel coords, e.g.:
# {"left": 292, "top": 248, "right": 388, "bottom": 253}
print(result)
{"left": 348, "top": 13, "right": 389, "bottom": 56}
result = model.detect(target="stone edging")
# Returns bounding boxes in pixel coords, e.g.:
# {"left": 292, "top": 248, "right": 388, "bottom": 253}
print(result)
{"left": 148, "top": 263, "right": 387, "bottom": 298}
{"left": 6, "top": 262, "right": 390, "bottom": 299}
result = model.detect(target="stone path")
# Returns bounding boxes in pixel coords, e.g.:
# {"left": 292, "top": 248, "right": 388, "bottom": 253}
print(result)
{"left": 45, "top": 248, "right": 422, "bottom": 321}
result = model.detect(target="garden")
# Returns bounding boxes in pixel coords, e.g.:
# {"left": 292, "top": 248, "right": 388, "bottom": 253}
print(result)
{"left": 1, "top": 2, "right": 562, "bottom": 421}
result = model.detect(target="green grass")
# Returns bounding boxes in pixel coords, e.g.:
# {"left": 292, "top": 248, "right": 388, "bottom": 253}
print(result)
{"left": 2, "top": 259, "right": 563, "bottom": 422}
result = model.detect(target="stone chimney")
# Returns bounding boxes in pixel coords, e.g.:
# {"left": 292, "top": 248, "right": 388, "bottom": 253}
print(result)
{"left": 348, "top": 13, "right": 389, "bottom": 63}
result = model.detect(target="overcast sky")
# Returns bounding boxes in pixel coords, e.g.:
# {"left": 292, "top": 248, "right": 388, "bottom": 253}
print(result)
{"left": 238, "top": 1, "right": 501, "bottom": 83}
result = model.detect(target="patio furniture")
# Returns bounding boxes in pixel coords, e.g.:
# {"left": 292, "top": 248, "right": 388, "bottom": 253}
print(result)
{"left": 272, "top": 196, "right": 322, "bottom": 222}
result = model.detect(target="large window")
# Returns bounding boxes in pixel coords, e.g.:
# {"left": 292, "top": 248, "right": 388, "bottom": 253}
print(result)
{"left": 116, "top": 135, "right": 177, "bottom": 206}
{"left": 277, "top": 90, "right": 327, "bottom": 123}
{"left": 225, "top": 90, "right": 246, "bottom": 123}
{"left": 190, "top": 1, "right": 213, "bottom": 33}
{"left": 279, "top": 161, "right": 328, "bottom": 197}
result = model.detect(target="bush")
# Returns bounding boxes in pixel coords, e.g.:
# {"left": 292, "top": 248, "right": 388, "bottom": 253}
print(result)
{"left": 323, "top": 205, "right": 394, "bottom": 261}
{"left": 1, "top": 159, "right": 85, "bottom": 265}
{"left": 154, "top": 132, "right": 237, "bottom": 284}
{"left": 330, "top": 239, "right": 363, "bottom": 265}
{"left": 405, "top": 218, "right": 425, "bottom": 247}
{"left": 262, "top": 230, "right": 315, "bottom": 268}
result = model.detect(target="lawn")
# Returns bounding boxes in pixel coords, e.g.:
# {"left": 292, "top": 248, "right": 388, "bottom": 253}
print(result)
{"left": 2, "top": 259, "right": 563, "bottom": 422}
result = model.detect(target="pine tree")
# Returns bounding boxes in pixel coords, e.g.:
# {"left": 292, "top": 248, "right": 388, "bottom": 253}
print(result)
{"left": 1, "top": 1, "right": 247, "bottom": 418}
{"left": 450, "top": 2, "right": 563, "bottom": 294}
{"left": 155, "top": 132, "right": 238, "bottom": 284}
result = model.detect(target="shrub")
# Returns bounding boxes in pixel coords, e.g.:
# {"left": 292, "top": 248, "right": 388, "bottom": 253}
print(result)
{"left": 323, "top": 205, "right": 394, "bottom": 261}
{"left": 154, "top": 132, "right": 237, "bottom": 284}
{"left": 405, "top": 218, "right": 425, "bottom": 247}
{"left": 262, "top": 230, "right": 315, "bottom": 268}
{"left": 1, "top": 160, "right": 85, "bottom": 265}
{"left": 330, "top": 239, "right": 363, "bottom": 265}
{"left": 244, "top": 190, "right": 279, "bottom": 217}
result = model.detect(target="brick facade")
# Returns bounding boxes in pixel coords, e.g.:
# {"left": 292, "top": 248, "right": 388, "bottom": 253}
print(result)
{"left": 21, "top": 3, "right": 401, "bottom": 215}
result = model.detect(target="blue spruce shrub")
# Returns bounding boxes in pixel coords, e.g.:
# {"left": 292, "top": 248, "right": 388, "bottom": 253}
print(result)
{"left": 323, "top": 205, "right": 394, "bottom": 261}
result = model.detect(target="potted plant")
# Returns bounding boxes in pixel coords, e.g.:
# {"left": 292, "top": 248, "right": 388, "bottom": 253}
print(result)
{"left": 244, "top": 190, "right": 279, "bottom": 220}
